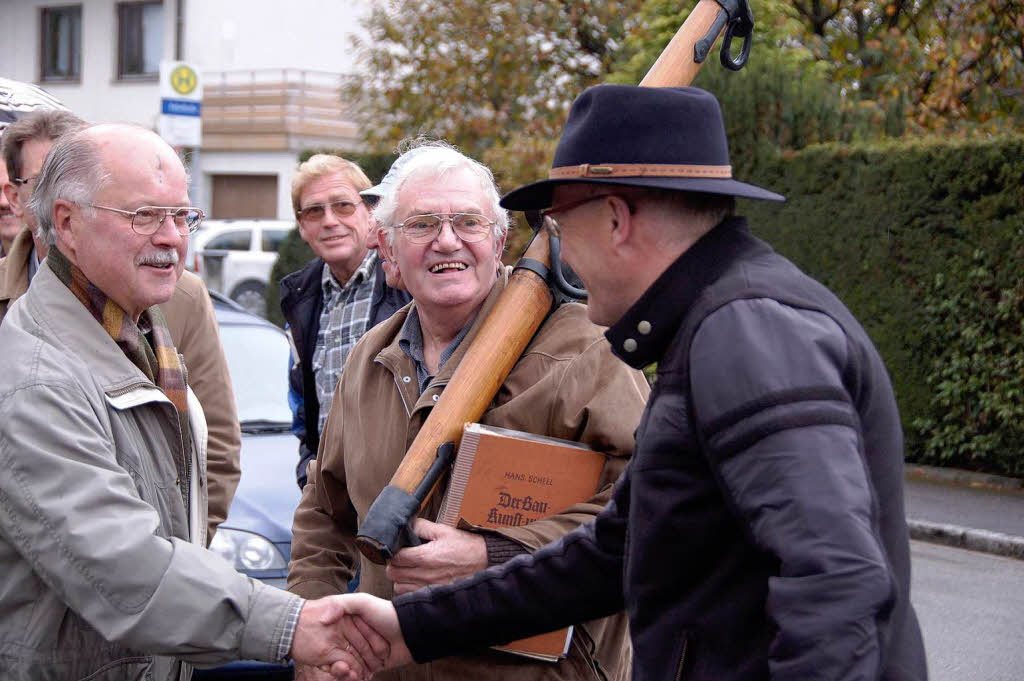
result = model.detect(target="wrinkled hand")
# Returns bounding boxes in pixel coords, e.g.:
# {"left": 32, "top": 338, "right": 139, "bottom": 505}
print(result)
{"left": 323, "top": 593, "right": 413, "bottom": 678}
{"left": 386, "top": 519, "right": 487, "bottom": 595}
{"left": 290, "top": 597, "right": 387, "bottom": 680}
{"left": 296, "top": 661, "right": 340, "bottom": 681}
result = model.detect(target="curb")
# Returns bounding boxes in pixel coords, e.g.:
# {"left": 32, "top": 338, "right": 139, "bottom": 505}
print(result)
{"left": 905, "top": 464, "right": 1023, "bottom": 493}
{"left": 908, "top": 519, "right": 1024, "bottom": 561}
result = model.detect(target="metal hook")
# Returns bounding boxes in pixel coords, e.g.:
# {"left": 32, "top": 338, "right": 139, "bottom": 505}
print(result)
{"left": 720, "top": 17, "right": 753, "bottom": 71}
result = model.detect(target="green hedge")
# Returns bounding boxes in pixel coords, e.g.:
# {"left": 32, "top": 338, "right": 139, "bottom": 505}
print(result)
{"left": 742, "top": 136, "right": 1024, "bottom": 476}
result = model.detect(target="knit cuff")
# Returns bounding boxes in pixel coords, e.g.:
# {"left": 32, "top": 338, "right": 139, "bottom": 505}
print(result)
{"left": 484, "top": 533, "right": 530, "bottom": 566}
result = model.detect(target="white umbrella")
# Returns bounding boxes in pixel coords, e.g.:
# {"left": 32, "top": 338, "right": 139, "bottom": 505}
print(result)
{"left": 0, "top": 77, "right": 68, "bottom": 131}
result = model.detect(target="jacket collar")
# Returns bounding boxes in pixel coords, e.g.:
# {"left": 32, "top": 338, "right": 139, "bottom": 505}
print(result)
{"left": 375, "top": 267, "right": 510, "bottom": 410}
{"left": 0, "top": 225, "right": 34, "bottom": 305}
{"left": 20, "top": 260, "right": 161, "bottom": 395}
{"left": 280, "top": 256, "right": 326, "bottom": 310}
{"left": 605, "top": 216, "right": 765, "bottom": 369}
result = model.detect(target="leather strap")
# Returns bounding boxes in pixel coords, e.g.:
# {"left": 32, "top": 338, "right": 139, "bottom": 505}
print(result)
{"left": 549, "top": 162, "right": 732, "bottom": 179}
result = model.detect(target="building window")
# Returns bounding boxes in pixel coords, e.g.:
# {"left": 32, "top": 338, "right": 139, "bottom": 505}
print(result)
{"left": 40, "top": 6, "right": 82, "bottom": 81}
{"left": 117, "top": 1, "right": 163, "bottom": 79}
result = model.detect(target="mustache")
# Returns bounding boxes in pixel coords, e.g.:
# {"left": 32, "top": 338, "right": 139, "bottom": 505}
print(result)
{"left": 136, "top": 250, "right": 179, "bottom": 266}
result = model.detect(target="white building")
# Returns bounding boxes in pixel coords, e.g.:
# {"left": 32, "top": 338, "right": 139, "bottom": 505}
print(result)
{"left": 0, "top": 0, "right": 371, "bottom": 219}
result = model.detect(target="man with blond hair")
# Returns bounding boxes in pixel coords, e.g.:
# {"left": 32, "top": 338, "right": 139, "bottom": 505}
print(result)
{"left": 281, "top": 154, "right": 410, "bottom": 488}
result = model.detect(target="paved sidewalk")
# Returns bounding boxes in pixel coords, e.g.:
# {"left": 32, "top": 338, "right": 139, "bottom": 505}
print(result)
{"left": 904, "top": 465, "right": 1024, "bottom": 560}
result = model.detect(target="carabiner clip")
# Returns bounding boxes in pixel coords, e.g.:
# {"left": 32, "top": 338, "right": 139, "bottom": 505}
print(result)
{"left": 720, "top": 18, "right": 753, "bottom": 71}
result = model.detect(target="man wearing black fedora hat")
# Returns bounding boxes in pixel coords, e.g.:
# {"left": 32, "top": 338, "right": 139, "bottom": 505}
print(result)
{"left": 322, "top": 85, "right": 928, "bottom": 681}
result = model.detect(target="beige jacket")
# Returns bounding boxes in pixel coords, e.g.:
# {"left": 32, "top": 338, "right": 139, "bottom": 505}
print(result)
{"left": 289, "top": 271, "right": 650, "bottom": 681}
{"left": 0, "top": 262, "right": 299, "bottom": 680}
{"left": 0, "top": 225, "right": 241, "bottom": 541}
{"left": 162, "top": 270, "right": 242, "bottom": 540}
{"left": 0, "top": 224, "right": 32, "bottom": 318}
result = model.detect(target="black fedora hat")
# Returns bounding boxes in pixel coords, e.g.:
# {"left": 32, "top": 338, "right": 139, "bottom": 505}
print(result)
{"left": 501, "top": 84, "right": 784, "bottom": 210}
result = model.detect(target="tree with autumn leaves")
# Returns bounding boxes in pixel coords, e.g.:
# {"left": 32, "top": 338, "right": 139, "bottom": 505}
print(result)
{"left": 787, "top": 0, "right": 1023, "bottom": 132}
{"left": 347, "top": 0, "right": 1022, "bottom": 176}
{"left": 345, "top": 0, "right": 646, "bottom": 198}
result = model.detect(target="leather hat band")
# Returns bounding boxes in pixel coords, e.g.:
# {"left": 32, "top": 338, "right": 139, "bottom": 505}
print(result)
{"left": 549, "top": 162, "right": 732, "bottom": 180}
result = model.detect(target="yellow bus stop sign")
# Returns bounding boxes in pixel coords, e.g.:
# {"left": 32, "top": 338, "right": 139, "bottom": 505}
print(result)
{"left": 170, "top": 65, "right": 198, "bottom": 96}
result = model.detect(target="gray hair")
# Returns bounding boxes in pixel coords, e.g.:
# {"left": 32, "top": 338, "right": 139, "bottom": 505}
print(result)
{"left": 1, "top": 109, "right": 84, "bottom": 180}
{"left": 373, "top": 140, "right": 509, "bottom": 245}
{"left": 29, "top": 128, "right": 108, "bottom": 245}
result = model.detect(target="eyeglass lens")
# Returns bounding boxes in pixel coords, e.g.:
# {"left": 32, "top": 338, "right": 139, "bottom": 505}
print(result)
{"left": 401, "top": 213, "right": 492, "bottom": 243}
{"left": 300, "top": 200, "right": 360, "bottom": 222}
{"left": 132, "top": 207, "right": 203, "bottom": 235}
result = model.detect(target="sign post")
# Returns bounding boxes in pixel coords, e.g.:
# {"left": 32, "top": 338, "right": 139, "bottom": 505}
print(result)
{"left": 158, "top": 61, "right": 203, "bottom": 207}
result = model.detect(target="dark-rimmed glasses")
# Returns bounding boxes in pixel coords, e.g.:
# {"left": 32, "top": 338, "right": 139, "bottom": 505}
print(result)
{"left": 396, "top": 213, "right": 495, "bottom": 244}
{"left": 296, "top": 199, "right": 363, "bottom": 224}
{"left": 11, "top": 175, "right": 38, "bottom": 187}
{"left": 89, "top": 204, "right": 205, "bottom": 235}
{"left": 541, "top": 193, "right": 633, "bottom": 237}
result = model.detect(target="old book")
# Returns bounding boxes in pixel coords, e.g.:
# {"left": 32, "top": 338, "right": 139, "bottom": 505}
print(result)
{"left": 437, "top": 422, "right": 607, "bottom": 662}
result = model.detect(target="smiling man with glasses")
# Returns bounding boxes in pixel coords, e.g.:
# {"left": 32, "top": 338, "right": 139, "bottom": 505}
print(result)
{"left": 280, "top": 154, "right": 412, "bottom": 490}
{"left": 0, "top": 106, "right": 244, "bottom": 560}
{"left": 0, "top": 122, "right": 376, "bottom": 680}
{"left": 287, "top": 140, "right": 647, "bottom": 681}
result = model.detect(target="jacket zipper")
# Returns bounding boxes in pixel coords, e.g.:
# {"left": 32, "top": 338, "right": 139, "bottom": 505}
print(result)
{"left": 106, "top": 381, "right": 156, "bottom": 398}
{"left": 675, "top": 636, "right": 688, "bottom": 681}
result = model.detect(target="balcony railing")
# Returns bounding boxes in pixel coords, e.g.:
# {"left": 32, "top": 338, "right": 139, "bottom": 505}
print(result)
{"left": 201, "top": 69, "right": 361, "bottom": 151}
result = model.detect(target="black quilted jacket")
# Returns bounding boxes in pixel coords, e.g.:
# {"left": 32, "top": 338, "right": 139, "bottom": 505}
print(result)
{"left": 395, "top": 218, "right": 927, "bottom": 681}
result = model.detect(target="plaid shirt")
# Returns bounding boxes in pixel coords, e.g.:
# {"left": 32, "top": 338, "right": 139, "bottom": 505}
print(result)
{"left": 277, "top": 598, "right": 304, "bottom": 662}
{"left": 312, "top": 251, "right": 379, "bottom": 433}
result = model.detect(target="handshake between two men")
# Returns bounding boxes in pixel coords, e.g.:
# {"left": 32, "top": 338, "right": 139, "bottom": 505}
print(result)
{"left": 307, "top": 594, "right": 409, "bottom": 681}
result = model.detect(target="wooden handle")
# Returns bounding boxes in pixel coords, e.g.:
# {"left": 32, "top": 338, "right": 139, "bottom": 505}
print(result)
{"left": 357, "top": 0, "right": 738, "bottom": 564}
{"left": 389, "top": 232, "right": 553, "bottom": 494}
{"left": 640, "top": 0, "right": 725, "bottom": 88}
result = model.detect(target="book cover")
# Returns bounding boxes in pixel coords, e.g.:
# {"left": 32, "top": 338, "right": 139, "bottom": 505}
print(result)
{"left": 438, "top": 423, "right": 607, "bottom": 661}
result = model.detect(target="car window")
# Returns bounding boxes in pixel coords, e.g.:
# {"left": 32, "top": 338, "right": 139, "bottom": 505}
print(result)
{"left": 262, "top": 229, "right": 289, "bottom": 253}
{"left": 218, "top": 323, "right": 292, "bottom": 426}
{"left": 205, "top": 230, "right": 252, "bottom": 251}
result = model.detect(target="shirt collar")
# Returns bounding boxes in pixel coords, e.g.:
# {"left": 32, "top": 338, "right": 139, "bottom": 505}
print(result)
{"left": 320, "top": 250, "right": 378, "bottom": 297}
{"left": 398, "top": 305, "right": 476, "bottom": 391}
{"left": 604, "top": 216, "right": 765, "bottom": 369}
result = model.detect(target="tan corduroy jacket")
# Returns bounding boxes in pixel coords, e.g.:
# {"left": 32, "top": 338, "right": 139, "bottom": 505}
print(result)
{"left": 161, "top": 269, "right": 242, "bottom": 541}
{"left": 289, "top": 270, "right": 650, "bottom": 681}
{"left": 0, "top": 226, "right": 241, "bottom": 542}
{"left": 0, "top": 225, "right": 33, "bottom": 319}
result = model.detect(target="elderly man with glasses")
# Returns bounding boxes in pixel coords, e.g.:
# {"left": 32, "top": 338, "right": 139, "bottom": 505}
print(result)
{"left": 0, "top": 122, "right": 376, "bottom": 681}
{"left": 280, "top": 154, "right": 411, "bottom": 490}
{"left": 0, "top": 109, "right": 243, "bottom": 547}
{"left": 287, "top": 141, "right": 648, "bottom": 681}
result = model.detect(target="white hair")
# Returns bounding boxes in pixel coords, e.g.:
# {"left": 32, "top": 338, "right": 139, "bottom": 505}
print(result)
{"left": 372, "top": 140, "right": 509, "bottom": 245}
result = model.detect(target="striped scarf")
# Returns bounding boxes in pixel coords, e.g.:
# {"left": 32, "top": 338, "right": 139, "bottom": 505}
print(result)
{"left": 48, "top": 248, "right": 193, "bottom": 512}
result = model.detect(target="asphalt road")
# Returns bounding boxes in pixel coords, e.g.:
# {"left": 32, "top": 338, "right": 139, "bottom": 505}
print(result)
{"left": 911, "top": 540, "right": 1024, "bottom": 681}
{"left": 905, "top": 478, "right": 1024, "bottom": 537}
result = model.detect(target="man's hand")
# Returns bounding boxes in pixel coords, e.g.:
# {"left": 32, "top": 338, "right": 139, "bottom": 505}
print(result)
{"left": 386, "top": 519, "right": 487, "bottom": 595}
{"left": 290, "top": 597, "right": 387, "bottom": 680}
{"left": 324, "top": 593, "right": 413, "bottom": 677}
